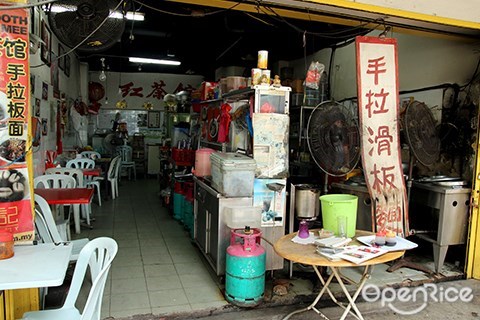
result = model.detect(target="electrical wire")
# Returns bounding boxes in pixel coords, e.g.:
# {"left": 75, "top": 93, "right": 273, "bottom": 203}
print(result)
{"left": 259, "top": 4, "right": 382, "bottom": 38}
{"left": 243, "top": 11, "right": 274, "bottom": 26}
{"left": 30, "top": 0, "right": 125, "bottom": 68}
{"left": 133, "top": 0, "right": 244, "bottom": 17}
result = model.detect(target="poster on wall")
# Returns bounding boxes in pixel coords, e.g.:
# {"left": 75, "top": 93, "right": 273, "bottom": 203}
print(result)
{"left": 355, "top": 36, "right": 408, "bottom": 237}
{"left": 0, "top": 8, "right": 35, "bottom": 242}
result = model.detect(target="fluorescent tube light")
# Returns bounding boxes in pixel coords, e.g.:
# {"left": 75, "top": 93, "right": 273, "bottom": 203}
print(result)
{"left": 129, "top": 57, "right": 181, "bottom": 66}
{"left": 49, "top": 5, "right": 144, "bottom": 21}
{"left": 111, "top": 11, "right": 145, "bottom": 21}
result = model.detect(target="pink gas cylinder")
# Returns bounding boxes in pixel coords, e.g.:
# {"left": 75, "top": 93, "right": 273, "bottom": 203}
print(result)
{"left": 225, "top": 227, "right": 266, "bottom": 307}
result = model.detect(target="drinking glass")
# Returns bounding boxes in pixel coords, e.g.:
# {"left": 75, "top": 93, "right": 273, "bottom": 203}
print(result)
{"left": 337, "top": 216, "right": 347, "bottom": 238}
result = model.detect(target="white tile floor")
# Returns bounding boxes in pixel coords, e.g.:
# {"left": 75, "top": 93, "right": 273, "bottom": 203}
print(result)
{"left": 72, "top": 177, "right": 465, "bottom": 319}
{"left": 73, "top": 178, "right": 228, "bottom": 319}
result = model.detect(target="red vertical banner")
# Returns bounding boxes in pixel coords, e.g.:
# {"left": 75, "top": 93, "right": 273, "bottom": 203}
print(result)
{"left": 0, "top": 7, "right": 34, "bottom": 242}
{"left": 356, "top": 36, "right": 409, "bottom": 236}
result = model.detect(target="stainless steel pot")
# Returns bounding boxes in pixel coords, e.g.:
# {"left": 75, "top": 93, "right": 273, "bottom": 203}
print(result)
{"left": 295, "top": 184, "right": 320, "bottom": 219}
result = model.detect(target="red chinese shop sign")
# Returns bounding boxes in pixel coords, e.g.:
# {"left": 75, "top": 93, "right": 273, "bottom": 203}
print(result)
{"left": 0, "top": 8, "right": 34, "bottom": 242}
{"left": 356, "top": 36, "right": 409, "bottom": 236}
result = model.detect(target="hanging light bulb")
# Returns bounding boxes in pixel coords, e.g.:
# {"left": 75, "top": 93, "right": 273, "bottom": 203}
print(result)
{"left": 99, "top": 70, "right": 106, "bottom": 81}
{"left": 99, "top": 57, "right": 107, "bottom": 81}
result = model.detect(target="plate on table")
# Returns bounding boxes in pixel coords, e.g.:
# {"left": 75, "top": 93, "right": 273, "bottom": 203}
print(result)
{"left": 356, "top": 235, "right": 418, "bottom": 252}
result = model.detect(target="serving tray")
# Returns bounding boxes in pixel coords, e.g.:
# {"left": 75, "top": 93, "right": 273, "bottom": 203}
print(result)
{"left": 356, "top": 235, "right": 418, "bottom": 252}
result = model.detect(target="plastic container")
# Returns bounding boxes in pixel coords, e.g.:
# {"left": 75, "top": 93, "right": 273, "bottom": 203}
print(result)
{"left": 319, "top": 194, "right": 358, "bottom": 237}
{"left": 304, "top": 88, "right": 320, "bottom": 106}
{"left": 0, "top": 231, "right": 14, "bottom": 260}
{"left": 225, "top": 206, "right": 262, "bottom": 229}
{"left": 173, "top": 192, "right": 185, "bottom": 222}
{"left": 183, "top": 197, "right": 194, "bottom": 234}
{"left": 172, "top": 148, "right": 195, "bottom": 166}
{"left": 251, "top": 68, "right": 262, "bottom": 86}
{"left": 226, "top": 77, "right": 247, "bottom": 92}
{"left": 172, "top": 127, "right": 189, "bottom": 148}
{"left": 194, "top": 148, "right": 215, "bottom": 177}
{"left": 211, "top": 152, "right": 256, "bottom": 197}
{"left": 257, "top": 50, "right": 268, "bottom": 69}
{"left": 219, "top": 78, "right": 228, "bottom": 95}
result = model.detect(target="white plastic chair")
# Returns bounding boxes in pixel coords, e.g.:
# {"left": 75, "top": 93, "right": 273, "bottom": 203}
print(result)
{"left": 66, "top": 158, "right": 102, "bottom": 207}
{"left": 80, "top": 151, "right": 101, "bottom": 160}
{"left": 21, "top": 237, "right": 118, "bottom": 320}
{"left": 45, "top": 168, "right": 93, "bottom": 228}
{"left": 115, "top": 145, "right": 136, "bottom": 180}
{"left": 107, "top": 156, "right": 121, "bottom": 199}
{"left": 45, "top": 167, "right": 84, "bottom": 187}
{"left": 34, "top": 174, "right": 76, "bottom": 189}
{"left": 33, "top": 174, "right": 77, "bottom": 240}
{"left": 66, "top": 158, "right": 95, "bottom": 170}
{"left": 34, "top": 194, "right": 89, "bottom": 261}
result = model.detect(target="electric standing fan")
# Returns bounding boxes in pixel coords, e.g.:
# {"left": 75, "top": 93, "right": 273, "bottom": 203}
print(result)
{"left": 404, "top": 101, "right": 441, "bottom": 167}
{"left": 298, "top": 101, "right": 360, "bottom": 240}
{"left": 387, "top": 101, "right": 441, "bottom": 274}
{"left": 48, "top": 0, "right": 126, "bottom": 53}
{"left": 306, "top": 100, "right": 361, "bottom": 178}
{"left": 403, "top": 100, "right": 441, "bottom": 199}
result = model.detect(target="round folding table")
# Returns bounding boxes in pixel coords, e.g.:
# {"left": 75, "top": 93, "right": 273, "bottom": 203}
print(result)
{"left": 274, "top": 230, "right": 405, "bottom": 320}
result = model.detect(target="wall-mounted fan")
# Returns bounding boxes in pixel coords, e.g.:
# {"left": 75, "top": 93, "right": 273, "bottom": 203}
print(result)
{"left": 306, "top": 100, "right": 360, "bottom": 177}
{"left": 48, "top": 0, "right": 125, "bottom": 53}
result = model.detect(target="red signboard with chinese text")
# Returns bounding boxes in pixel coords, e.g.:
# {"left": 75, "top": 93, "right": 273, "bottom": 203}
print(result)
{"left": 0, "top": 8, "right": 34, "bottom": 242}
{"left": 356, "top": 36, "right": 409, "bottom": 236}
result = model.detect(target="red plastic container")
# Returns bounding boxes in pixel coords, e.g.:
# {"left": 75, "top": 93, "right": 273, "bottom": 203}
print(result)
{"left": 171, "top": 148, "right": 195, "bottom": 166}
{"left": 184, "top": 181, "right": 194, "bottom": 200}
{"left": 193, "top": 148, "right": 215, "bottom": 177}
{"left": 174, "top": 181, "right": 183, "bottom": 194}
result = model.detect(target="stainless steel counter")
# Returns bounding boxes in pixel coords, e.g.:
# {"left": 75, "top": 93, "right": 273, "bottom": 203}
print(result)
{"left": 410, "top": 181, "right": 471, "bottom": 272}
{"left": 193, "top": 176, "right": 285, "bottom": 275}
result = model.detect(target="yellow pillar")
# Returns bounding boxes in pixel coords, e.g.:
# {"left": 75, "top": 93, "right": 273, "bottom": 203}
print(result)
{"left": 466, "top": 111, "right": 480, "bottom": 279}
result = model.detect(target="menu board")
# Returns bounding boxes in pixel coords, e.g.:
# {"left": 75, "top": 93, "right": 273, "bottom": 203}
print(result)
{"left": 0, "top": 8, "right": 34, "bottom": 242}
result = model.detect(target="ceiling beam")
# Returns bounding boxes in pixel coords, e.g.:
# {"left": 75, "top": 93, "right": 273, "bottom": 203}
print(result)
{"left": 165, "top": 0, "right": 480, "bottom": 40}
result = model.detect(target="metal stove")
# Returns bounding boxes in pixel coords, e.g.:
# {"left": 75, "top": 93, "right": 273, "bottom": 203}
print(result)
{"left": 409, "top": 181, "right": 471, "bottom": 272}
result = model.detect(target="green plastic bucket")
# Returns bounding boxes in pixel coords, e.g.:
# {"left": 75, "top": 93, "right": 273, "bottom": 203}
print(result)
{"left": 319, "top": 194, "right": 358, "bottom": 237}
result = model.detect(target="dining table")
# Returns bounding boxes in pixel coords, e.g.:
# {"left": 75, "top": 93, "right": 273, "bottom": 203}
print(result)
{"left": 0, "top": 242, "right": 73, "bottom": 320}
{"left": 274, "top": 230, "right": 405, "bottom": 320}
{"left": 34, "top": 188, "right": 94, "bottom": 235}
{"left": 82, "top": 168, "right": 102, "bottom": 178}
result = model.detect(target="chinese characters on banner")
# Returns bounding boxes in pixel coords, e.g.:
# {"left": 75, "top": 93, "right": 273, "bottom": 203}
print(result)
{"left": 355, "top": 36, "right": 409, "bottom": 236}
{"left": 119, "top": 81, "right": 194, "bottom": 99}
{"left": 0, "top": 8, "right": 34, "bottom": 242}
